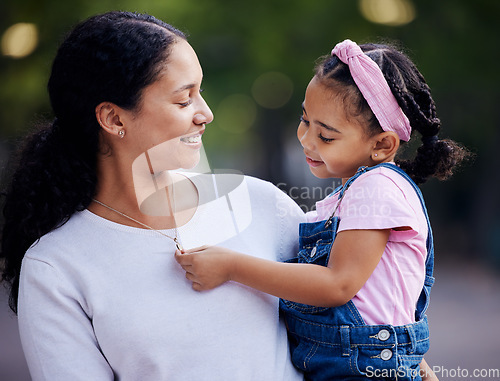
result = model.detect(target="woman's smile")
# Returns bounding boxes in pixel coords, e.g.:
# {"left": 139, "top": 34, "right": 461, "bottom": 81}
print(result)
{"left": 179, "top": 128, "right": 204, "bottom": 148}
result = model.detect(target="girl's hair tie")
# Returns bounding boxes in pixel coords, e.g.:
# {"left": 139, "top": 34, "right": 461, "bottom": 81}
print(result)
{"left": 421, "top": 135, "right": 439, "bottom": 145}
{"left": 331, "top": 39, "right": 411, "bottom": 141}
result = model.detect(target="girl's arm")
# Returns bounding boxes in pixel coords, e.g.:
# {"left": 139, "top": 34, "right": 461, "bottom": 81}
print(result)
{"left": 421, "top": 359, "right": 439, "bottom": 380}
{"left": 175, "top": 228, "right": 389, "bottom": 307}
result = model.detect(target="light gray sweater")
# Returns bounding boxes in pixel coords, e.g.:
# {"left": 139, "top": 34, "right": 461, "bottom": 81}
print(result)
{"left": 18, "top": 174, "right": 305, "bottom": 381}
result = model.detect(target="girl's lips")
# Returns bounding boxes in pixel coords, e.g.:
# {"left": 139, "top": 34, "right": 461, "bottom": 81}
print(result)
{"left": 306, "top": 156, "right": 323, "bottom": 167}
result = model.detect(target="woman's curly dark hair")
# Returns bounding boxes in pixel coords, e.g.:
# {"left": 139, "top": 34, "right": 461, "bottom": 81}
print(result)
{"left": 315, "top": 42, "right": 470, "bottom": 185}
{"left": 1, "top": 11, "right": 186, "bottom": 313}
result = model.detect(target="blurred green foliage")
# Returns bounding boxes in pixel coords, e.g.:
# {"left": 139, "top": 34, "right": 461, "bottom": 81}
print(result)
{"left": 0, "top": 0, "right": 499, "bottom": 263}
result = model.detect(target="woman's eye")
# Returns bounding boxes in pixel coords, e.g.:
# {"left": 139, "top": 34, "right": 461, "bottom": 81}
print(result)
{"left": 299, "top": 115, "right": 310, "bottom": 126}
{"left": 318, "top": 134, "right": 334, "bottom": 143}
{"left": 178, "top": 99, "right": 193, "bottom": 107}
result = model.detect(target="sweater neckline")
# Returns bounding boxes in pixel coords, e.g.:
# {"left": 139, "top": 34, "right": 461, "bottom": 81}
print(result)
{"left": 82, "top": 172, "right": 203, "bottom": 237}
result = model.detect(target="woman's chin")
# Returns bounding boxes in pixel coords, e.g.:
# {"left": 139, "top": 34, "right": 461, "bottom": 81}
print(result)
{"left": 178, "top": 154, "right": 201, "bottom": 170}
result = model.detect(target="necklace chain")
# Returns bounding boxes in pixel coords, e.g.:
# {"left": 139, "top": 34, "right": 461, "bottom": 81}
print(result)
{"left": 92, "top": 188, "right": 183, "bottom": 252}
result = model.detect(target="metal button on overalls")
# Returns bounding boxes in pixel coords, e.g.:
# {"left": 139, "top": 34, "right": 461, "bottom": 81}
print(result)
{"left": 377, "top": 329, "right": 390, "bottom": 341}
{"left": 381, "top": 349, "right": 393, "bottom": 361}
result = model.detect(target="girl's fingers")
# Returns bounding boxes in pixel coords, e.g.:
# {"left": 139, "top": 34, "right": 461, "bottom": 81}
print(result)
{"left": 182, "top": 245, "right": 210, "bottom": 254}
{"left": 175, "top": 250, "right": 193, "bottom": 265}
{"left": 191, "top": 282, "right": 203, "bottom": 292}
{"left": 185, "top": 272, "right": 204, "bottom": 291}
{"left": 175, "top": 249, "right": 205, "bottom": 292}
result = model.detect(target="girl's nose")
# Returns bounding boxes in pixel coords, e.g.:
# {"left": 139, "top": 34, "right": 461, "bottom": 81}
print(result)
{"left": 298, "top": 126, "right": 314, "bottom": 150}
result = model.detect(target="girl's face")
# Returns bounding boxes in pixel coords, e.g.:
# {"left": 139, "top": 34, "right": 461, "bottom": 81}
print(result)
{"left": 297, "top": 76, "right": 377, "bottom": 182}
{"left": 122, "top": 39, "right": 213, "bottom": 173}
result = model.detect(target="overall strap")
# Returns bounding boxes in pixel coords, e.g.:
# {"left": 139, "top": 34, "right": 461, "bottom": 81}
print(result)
{"left": 324, "top": 166, "right": 370, "bottom": 228}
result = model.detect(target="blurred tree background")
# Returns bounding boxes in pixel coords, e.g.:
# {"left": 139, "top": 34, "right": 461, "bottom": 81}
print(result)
{"left": 1, "top": 1, "right": 499, "bottom": 379}
{"left": 2, "top": 0, "right": 497, "bottom": 265}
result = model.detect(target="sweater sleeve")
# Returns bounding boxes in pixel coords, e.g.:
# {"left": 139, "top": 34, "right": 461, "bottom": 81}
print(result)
{"left": 18, "top": 256, "right": 114, "bottom": 381}
{"left": 274, "top": 185, "right": 305, "bottom": 262}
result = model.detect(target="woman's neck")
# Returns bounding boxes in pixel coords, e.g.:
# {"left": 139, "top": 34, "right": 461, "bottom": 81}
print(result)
{"left": 89, "top": 152, "right": 199, "bottom": 230}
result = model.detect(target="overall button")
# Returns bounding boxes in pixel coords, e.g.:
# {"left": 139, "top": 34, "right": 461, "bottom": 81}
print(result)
{"left": 377, "top": 329, "right": 390, "bottom": 341}
{"left": 310, "top": 239, "right": 321, "bottom": 257}
{"left": 380, "top": 349, "right": 393, "bottom": 361}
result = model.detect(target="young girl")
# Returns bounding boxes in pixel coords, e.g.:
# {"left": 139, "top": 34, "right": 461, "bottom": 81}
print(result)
{"left": 176, "top": 39, "right": 468, "bottom": 380}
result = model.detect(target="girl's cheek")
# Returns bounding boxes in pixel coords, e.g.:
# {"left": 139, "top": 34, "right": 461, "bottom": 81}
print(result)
{"left": 297, "top": 124, "right": 305, "bottom": 141}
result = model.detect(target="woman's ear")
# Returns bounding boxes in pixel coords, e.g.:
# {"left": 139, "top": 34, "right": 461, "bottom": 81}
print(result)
{"left": 95, "top": 102, "right": 125, "bottom": 138}
{"left": 371, "top": 131, "right": 400, "bottom": 162}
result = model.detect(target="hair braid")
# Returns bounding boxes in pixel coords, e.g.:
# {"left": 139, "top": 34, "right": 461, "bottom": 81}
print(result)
{"left": 382, "top": 52, "right": 470, "bottom": 183}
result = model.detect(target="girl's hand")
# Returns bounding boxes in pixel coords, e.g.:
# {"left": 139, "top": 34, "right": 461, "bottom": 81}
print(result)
{"left": 174, "top": 246, "right": 238, "bottom": 291}
{"left": 421, "top": 359, "right": 439, "bottom": 381}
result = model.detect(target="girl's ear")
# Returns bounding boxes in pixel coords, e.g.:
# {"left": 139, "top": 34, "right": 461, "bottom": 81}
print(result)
{"left": 371, "top": 131, "right": 400, "bottom": 162}
{"left": 95, "top": 102, "right": 125, "bottom": 137}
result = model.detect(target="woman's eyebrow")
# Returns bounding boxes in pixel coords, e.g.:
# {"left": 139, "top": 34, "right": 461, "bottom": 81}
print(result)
{"left": 173, "top": 83, "right": 196, "bottom": 94}
{"left": 302, "top": 103, "right": 341, "bottom": 133}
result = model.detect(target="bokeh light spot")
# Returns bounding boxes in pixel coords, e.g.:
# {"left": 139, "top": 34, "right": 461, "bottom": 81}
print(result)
{"left": 251, "top": 71, "right": 293, "bottom": 109}
{"left": 1, "top": 23, "right": 39, "bottom": 58}
{"left": 359, "top": 0, "right": 416, "bottom": 26}
{"left": 216, "top": 94, "right": 257, "bottom": 134}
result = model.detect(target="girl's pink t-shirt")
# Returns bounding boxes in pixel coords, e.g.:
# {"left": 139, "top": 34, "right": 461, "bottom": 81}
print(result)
{"left": 305, "top": 166, "right": 428, "bottom": 325}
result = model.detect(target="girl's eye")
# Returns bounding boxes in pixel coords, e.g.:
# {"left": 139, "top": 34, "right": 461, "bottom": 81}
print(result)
{"left": 299, "top": 115, "right": 310, "bottom": 126}
{"left": 318, "top": 134, "right": 334, "bottom": 143}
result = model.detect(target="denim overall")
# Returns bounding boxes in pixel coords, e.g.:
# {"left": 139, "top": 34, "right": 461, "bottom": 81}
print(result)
{"left": 280, "top": 163, "right": 434, "bottom": 380}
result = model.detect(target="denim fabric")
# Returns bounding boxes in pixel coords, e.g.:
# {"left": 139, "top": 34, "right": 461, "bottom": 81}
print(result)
{"left": 280, "top": 164, "right": 434, "bottom": 381}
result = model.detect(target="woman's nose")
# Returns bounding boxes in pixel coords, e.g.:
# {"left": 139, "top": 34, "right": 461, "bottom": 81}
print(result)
{"left": 194, "top": 98, "right": 214, "bottom": 126}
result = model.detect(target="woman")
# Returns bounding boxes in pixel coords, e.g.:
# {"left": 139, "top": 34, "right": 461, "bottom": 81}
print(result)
{"left": 0, "top": 11, "right": 304, "bottom": 380}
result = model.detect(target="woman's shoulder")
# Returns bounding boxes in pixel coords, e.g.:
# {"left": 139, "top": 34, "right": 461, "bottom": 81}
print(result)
{"left": 24, "top": 210, "right": 99, "bottom": 263}
{"left": 191, "top": 171, "right": 304, "bottom": 218}
{"left": 184, "top": 171, "right": 291, "bottom": 200}
{"left": 243, "top": 175, "right": 302, "bottom": 208}
{"left": 239, "top": 174, "right": 283, "bottom": 193}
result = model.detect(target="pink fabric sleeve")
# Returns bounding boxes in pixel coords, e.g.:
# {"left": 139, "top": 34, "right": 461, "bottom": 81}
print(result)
{"left": 337, "top": 170, "right": 421, "bottom": 241}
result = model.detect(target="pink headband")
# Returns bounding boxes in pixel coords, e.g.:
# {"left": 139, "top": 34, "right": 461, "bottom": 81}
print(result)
{"left": 331, "top": 39, "right": 411, "bottom": 141}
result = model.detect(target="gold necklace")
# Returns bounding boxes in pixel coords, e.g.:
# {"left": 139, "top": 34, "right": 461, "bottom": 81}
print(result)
{"left": 92, "top": 187, "right": 184, "bottom": 252}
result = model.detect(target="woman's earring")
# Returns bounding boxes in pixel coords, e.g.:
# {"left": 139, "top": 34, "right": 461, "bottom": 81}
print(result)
{"left": 118, "top": 129, "right": 125, "bottom": 139}
{"left": 374, "top": 153, "right": 378, "bottom": 157}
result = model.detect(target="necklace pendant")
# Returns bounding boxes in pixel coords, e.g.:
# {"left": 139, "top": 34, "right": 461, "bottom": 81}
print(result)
{"left": 174, "top": 238, "right": 184, "bottom": 252}
{"left": 93, "top": 198, "right": 184, "bottom": 253}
